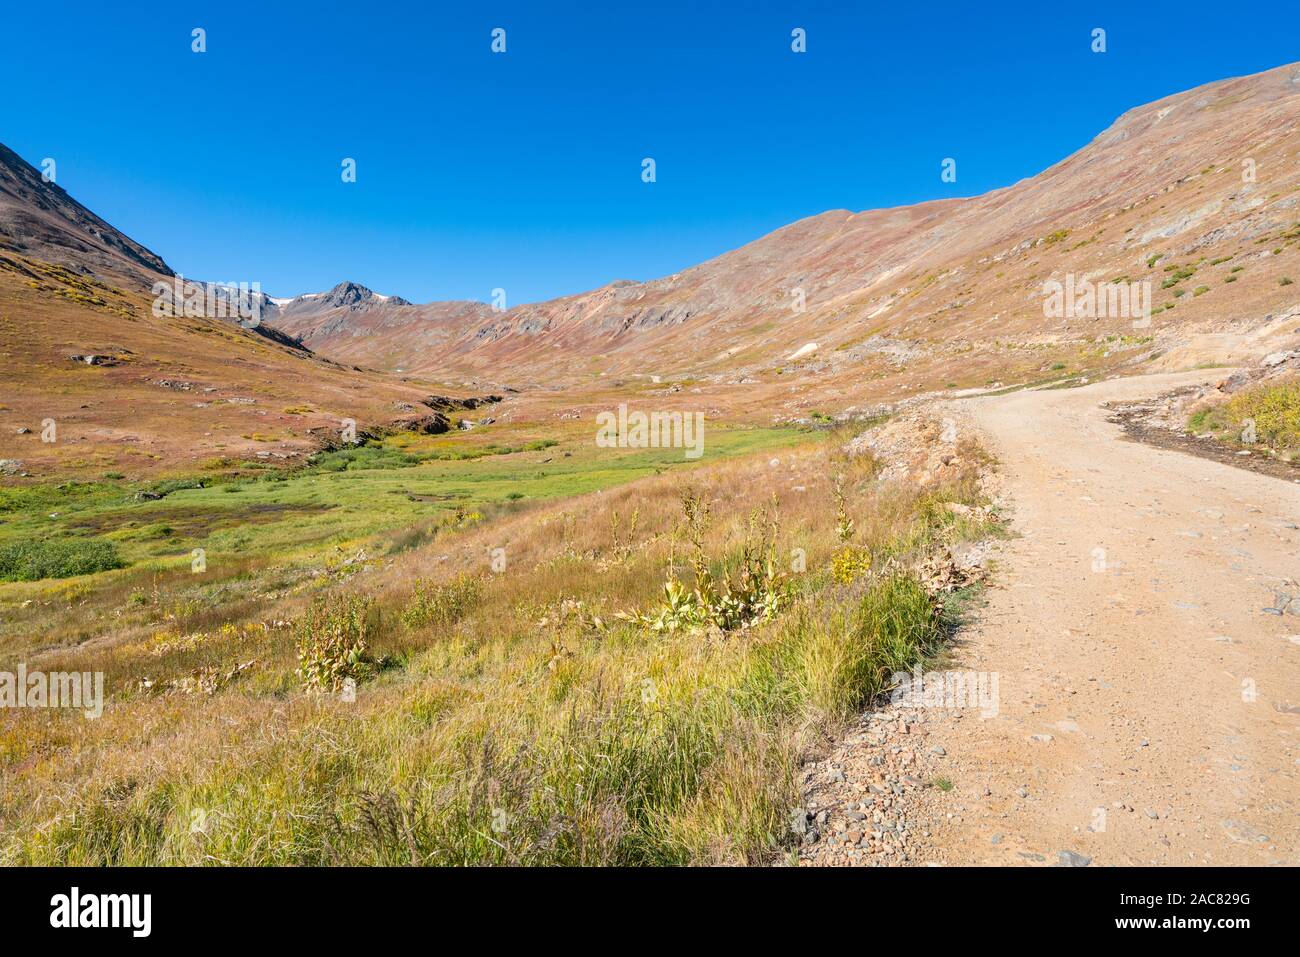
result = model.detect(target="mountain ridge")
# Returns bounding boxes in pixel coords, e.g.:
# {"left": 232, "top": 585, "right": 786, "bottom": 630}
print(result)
{"left": 263, "top": 60, "right": 1300, "bottom": 386}
{"left": 0, "top": 143, "right": 172, "bottom": 284}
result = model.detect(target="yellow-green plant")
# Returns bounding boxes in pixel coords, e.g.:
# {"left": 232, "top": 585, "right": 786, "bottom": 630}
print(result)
{"left": 296, "top": 594, "right": 374, "bottom": 693}
{"left": 830, "top": 472, "right": 871, "bottom": 583}
{"left": 1226, "top": 376, "right": 1300, "bottom": 453}
{"left": 401, "top": 573, "right": 482, "bottom": 629}
{"left": 833, "top": 473, "right": 855, "bottom": 544}
{"left": 831, "top": 547, "right": 873, "bottom": 585}
{"left": 632, "top": 490, "right": 788, "bottom": 633}
{"left": 608, "top": 506, "right": 641, "bottom": 563}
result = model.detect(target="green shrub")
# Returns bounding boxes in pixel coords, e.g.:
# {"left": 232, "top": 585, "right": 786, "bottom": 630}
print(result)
{"left": 311, "top": 444, "right": 417, "bottom": 472}
{"left": 1187, "top": 407, "right": 1230, "bottom": 433}
{"left": 0, "top": 537, "right": 125, "bottom": 581}
{"left": 629, "top": 491, "right": 788, "bottom": 634}
{"left": 145, "top": 478, "right": 204, "bottom": 497}
{"left": 1188, "top": 377, "right": 1300, "bottom": 454}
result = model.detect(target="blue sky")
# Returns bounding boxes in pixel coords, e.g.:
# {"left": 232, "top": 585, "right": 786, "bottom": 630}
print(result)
{"left": 4, "top": 1, "right": 1298, "bottom": 304}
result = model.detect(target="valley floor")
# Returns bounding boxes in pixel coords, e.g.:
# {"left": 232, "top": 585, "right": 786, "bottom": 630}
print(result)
{"left": 5, "top": 370, "right": 1296, "bottom": 866}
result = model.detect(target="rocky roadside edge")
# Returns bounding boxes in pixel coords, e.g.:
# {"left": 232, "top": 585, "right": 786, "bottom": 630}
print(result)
{"left": 792, "top": 686, "right": 1100, "bottom": 868}
{"left": 795, "top": 704, "right": 955, "bottom": 866}
{"left": 791, "top": 408, "right": 1003, "bottom": 867}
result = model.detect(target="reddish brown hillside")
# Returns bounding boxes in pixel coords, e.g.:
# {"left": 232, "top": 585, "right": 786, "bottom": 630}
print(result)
{"left": 266, "top": 61, "right": 1300, "bottom": 415}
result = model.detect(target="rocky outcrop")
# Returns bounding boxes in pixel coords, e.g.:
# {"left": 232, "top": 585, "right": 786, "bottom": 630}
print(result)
{"left": 391, "top": 412, "right": 453, "bottom": 434}
{"left": 314, "top": 281, "right": 411, "bottom": 310}
{"left": 422, "top": 394, "right": 502, "bottom": 412}
{"left": 387, "top": 393, "right": 504, "bottom": 433}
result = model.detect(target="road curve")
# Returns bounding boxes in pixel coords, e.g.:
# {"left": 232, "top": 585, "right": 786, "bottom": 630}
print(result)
{"left": 925, "top": 371, "right": 1299, "bottom": 865}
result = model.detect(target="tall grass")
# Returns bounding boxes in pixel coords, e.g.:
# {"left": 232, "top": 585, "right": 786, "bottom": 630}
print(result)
{"left": 0, "top": 434, "right": 995, "bottom": 866}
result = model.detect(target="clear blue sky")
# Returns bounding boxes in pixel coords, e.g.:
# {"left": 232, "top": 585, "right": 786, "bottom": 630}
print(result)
{"left": 4, "top": 1, "right": 1298, "bottom": 304}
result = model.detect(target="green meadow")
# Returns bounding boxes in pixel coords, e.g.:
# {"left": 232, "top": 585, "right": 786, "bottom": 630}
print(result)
{"left": 0, "top": 421, "right": 813, "bottom": 610}
{"left": 1, "top": 422, "right": 810, "bottom": 572}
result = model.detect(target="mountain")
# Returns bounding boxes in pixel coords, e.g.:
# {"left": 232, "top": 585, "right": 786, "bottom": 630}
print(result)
{"left": 0, "top": 143, "right": 172, "bottom": 285}
{"left": 266, "top": 61, "right": 1300, "bottom": 402}
{"left": 271, "top": 280, "right": 412, "bottom": 315}
{"left": 265, "top": 286, "right": 493, "bottom": 373}
{"left": 0, "top": 153, "right": 465, "bottom": 479}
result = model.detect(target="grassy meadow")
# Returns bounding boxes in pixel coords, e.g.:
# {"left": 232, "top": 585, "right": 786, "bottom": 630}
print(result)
{"left": 0, "top": 420, "right": 805, "bottom": 658}
{"left": 0, "top": 415, "right": 999, "bottom": 865}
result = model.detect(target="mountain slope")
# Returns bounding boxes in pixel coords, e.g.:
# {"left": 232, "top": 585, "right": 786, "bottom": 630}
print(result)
{"left": 262, "top": 282, "right": 488, "bottom": 373}
{"left": 0, "top": 253, "right": 472, "bottom": 479}
{"left": 0, "top": 156, "right": 474, "bottom": 479}
{"left": 6, "top": 60, "right": 1300, "bottom": 481}
{"left": 0, "top": 144, "right": 172, "bottom": 286}
{"left": 267, "top": 61, "right": 1300, "bottom": 400}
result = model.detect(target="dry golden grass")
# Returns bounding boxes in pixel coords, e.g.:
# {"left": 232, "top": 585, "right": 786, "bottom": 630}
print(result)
{"left": 0, "top": 428, "right": 999, "bottom": 865}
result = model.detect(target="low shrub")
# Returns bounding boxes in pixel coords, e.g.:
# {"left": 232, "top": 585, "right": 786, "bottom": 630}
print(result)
{"left": 0, "top": 537, "right": 125, "bottom": 581}
{"left": 1188, "top": 376, "right": 1300, "bottom": 454}
{"left": 1226, "top": 376, "right": 1300, "bottom": 452}
{"left": 628, "top": 490, "right": 788, "bottom": 634}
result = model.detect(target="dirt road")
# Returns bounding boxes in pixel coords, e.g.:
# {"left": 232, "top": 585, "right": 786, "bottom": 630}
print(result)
{"left": 914, "top": 371, "right": 1300, "bottom": 865}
